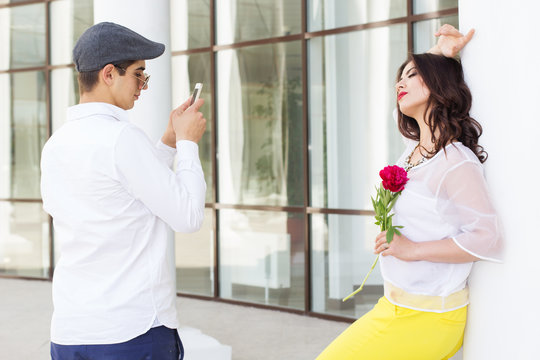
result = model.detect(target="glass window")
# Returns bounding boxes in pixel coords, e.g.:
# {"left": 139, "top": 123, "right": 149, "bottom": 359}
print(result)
{"left": 0, "top": 73, "right": 10, "bottom": 197}
{"left": 170, "top": 0, "right": 211, "bottom": 51}
{"left": 50, "top": 0, "right": 94, "bottom": 65}
{"left": 51, "top": 68, "right": 79, "bottom": 133}
{"left": 311, "top": 213, "right": 382, "bottom": 318}
{"left": 219, "top": 209, "right": 305, "bottom": 310}
{"left": 308, "top": 0, "right": 407, "bottom": 32}
{"left": 217, "top": 41, "right": 304, "bottom": 206}
{"left": 0, "top": 0, "right": 32, "bottom": 4}
{"left": 413, "top": 0, "right": 458, "bottom": 14}
{"left": 0, "top": 201, "right": 50, "bottom": 278}
{"left": 176, "top": 208, "right": 214, "bottom": 296}
{"left": 171, "top": 53, "right": 213, "bottom": 202}
{"left": 0, "top": 3, "right": 46, "bottom": 70}
{"left": 308, "top": 25, "right": 407, "bottom": 210}
{"left": 413, "top": 15, "right": 459, "bottom": 53}
{"left": 0, "top": 71, "right": 47, "bottom": 199}
{"left": 216, "top": 0, "right": 301, "bottom": 45}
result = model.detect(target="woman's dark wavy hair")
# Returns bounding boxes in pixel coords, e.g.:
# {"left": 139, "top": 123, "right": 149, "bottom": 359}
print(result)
{"left": 397, "top": 53, "right": 487, "bottom": 163}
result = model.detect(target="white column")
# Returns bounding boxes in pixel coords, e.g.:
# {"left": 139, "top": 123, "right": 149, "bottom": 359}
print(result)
{"left": 93, "top": 0, "right": 172, "bottom": 143}
{"left": 459, "top": 1, "right": 540, "bottom": 359}
{"left": 92, "top": 0, "right": 176, "bottom": 302}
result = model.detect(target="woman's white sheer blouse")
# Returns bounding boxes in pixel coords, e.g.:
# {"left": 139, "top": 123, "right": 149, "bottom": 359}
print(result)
{"left": 397, "top": 142, "right": 503, "bottom": 262}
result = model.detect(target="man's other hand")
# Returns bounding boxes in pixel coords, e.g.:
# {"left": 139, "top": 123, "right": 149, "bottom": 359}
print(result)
{"left": 171, "top": 98, "right": 206, "bottom": 143}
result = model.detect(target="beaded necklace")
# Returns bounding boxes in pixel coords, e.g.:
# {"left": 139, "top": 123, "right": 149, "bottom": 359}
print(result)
{"left": 403, "top": 144, "right": 427, "bottom": 172}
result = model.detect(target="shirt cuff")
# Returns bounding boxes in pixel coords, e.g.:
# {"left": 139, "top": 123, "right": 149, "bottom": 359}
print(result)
{"left": 156, "top": 140, "right": 177, "bottom": 155}
{"left": 176, "top": 140, "right": 200, "bottom": 160}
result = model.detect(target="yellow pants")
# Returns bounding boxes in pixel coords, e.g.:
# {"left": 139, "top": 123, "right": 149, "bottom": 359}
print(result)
{"left": 317, "top": 297, "right": 466, "bottom": 360}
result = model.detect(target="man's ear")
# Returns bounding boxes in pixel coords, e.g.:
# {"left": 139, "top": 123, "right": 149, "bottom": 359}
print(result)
{"left": 101, "top": 64, "right": 116, "bottom": 86}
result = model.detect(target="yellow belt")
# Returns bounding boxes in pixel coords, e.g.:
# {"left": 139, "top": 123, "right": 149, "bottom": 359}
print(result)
{"left": 384, "top": 281, "right": 469, "bottom": 311}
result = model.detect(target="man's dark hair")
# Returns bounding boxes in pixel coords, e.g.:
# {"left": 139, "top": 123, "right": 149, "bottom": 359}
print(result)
{"left": 77, "top": 60, "right": 136, "bottom": 94}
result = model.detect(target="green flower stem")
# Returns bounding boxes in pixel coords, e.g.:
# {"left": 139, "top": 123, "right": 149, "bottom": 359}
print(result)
{"left": 342, "top": 189, "right": 403, "bottom": 302}
{"left": 342, "top": 254, "right": 380, "bottom": 302}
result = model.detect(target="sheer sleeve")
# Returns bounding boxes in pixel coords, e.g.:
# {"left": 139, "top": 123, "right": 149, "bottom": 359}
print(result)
{"left": 435, "top": 160, "right": 503, "bottom": 262}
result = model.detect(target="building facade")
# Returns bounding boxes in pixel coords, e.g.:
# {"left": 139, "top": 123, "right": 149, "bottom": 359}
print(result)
{"left": 0, "top": 0, "right": 459, "bottom": 321}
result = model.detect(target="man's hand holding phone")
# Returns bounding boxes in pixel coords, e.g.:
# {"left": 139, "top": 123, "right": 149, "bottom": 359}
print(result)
{"left": 171, "top": 83, "right": 206, "bottom": 144}
{"left": 162, "top": 83, "right": 206, "bottom": 147}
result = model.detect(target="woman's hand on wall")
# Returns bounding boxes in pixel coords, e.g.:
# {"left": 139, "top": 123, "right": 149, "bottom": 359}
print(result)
{"left": 428, "top": 24, "right": 475, "bottom": 58}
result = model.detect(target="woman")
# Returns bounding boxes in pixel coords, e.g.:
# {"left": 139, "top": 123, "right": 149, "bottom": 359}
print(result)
{"left": 316, "top": 26, "right": 502, "bottom": 360}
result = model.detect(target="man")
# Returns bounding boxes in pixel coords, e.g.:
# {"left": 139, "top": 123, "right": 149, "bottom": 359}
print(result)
{"left": 41, "top": 22, "right": 206, "bottom": 360}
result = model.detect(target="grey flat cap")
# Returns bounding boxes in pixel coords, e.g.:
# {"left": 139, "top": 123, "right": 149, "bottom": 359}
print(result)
{"left": 73, "top": 22, "right": 165, "bottom": 72}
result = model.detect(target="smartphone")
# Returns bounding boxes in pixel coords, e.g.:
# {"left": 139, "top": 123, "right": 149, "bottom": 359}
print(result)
{"left": 189, "top": 83, "right": 203, "bottom": 106}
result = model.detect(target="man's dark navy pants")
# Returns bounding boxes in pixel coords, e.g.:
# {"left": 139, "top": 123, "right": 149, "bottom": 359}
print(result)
{"left": 50, "top": 326, "right": 184, "bottom": 360}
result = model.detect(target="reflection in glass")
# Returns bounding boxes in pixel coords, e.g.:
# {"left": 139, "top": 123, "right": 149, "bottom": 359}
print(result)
{"left": 308, "top": 25, "right": 406, "bottom": 210}
{"left": 413, "top": 15, "right": 459, "bottom": 53}
{"left": 219, "top": 209, "right": 305, "bottom": 309}
{"left": 171, "top": 53, "right": 213, "bottom": 202}
{"left": 0, "top": 201, "right": 50, "bottom": 278}
{"left": 217, "top": 42, "right": 303, "bottom": 206}
{"left": 308, "top": 0, "right": 407, "bottom": 32}
{"left": 51, "top": 68, "right": 79, "bottom": 133}
{"left": 413, "top": 0, "right": 458, "bottom": 14}
{"left": 50, "top": 0, "right": 94, "bottom": 65}
{"left": 175, "top": 208, "right": 214, "bottom": 296}
{"left": 171, "top": 0, "right": 211, "bottom": 51}
{"left": 311, "top": 213, "right": 382, "bottom": 318}
{"left": 0, "top": 4, "right": 46, "bottom": 70}
{"left": 0, "top": 71, "right": 47, "bottom": 199}
{"left": 216, "top": 0, "right": 301, "bottom": 45}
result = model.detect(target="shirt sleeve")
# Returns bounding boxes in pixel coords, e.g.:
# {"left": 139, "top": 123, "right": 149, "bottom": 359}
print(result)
{"left": 154, "top": 140, "right": 176, "bottom": 168}
{"left": 435, "top": 161, "right": 503, "bottom": 262}
{"left": 114, "top": 125, "right": 206, "bottom": 233}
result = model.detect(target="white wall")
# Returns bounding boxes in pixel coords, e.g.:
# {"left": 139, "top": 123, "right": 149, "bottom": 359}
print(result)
{"left": 460, "top": 1, "right": 540, "bottom": 358}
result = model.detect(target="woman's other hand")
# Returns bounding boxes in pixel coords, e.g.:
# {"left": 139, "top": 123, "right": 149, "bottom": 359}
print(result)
{"left": 428, "top": 24, "right": 475, "bottom": 58}
{"left": 375, "top": 231, "right": 480, "bottom": 263}
{"left": 374, "top": 231, "right": 418, "bottom": 261}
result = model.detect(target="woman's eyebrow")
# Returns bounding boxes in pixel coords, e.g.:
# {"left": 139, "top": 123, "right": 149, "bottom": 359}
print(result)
{"left": 405, "top": 67, "right": 417, "bottom": 75}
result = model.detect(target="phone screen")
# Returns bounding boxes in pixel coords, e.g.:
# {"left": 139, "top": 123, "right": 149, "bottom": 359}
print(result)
{"left": 190, "top": 83, "right": 203, "bottom": 105}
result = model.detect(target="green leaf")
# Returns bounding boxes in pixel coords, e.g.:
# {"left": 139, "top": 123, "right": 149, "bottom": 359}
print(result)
{"left": 388, "top": 195, "right": 399, "bottom": 212}
{"left": 386, "top": 227, "right": 394, "bottom": 243}
{"left": 384, "top": 190, "right": 390, "bottom": 205}
{"left": 394, "top": 228, "right": 402, "bottom": 236}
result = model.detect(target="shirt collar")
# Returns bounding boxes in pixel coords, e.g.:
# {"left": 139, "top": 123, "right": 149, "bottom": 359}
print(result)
{"left": 67, "top": 102, "right": 130, "bottom": 123}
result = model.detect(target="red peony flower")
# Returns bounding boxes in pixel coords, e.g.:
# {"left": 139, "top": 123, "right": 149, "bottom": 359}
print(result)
{"left": 379, "top": 165, "right": 409, "bottom": 193}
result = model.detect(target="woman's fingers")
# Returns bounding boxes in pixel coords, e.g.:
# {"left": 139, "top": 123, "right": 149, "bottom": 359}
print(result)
{"left": 463, "top": 29, "right": 475, "bottom": 44}
{"left": 374, "top": 232, "right": 390, "bottom": 254}
{"left": 435, "top": 24, "right": 460, "bottom": 36}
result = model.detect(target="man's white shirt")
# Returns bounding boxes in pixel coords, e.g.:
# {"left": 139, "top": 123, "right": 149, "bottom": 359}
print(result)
{"left": 41, "top": 102, "right": 206, "bottom": 345}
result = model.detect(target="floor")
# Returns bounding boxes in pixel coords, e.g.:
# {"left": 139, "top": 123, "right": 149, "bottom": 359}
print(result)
{"left": 0, "top": 278, "right": 349, "bottom": 360}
